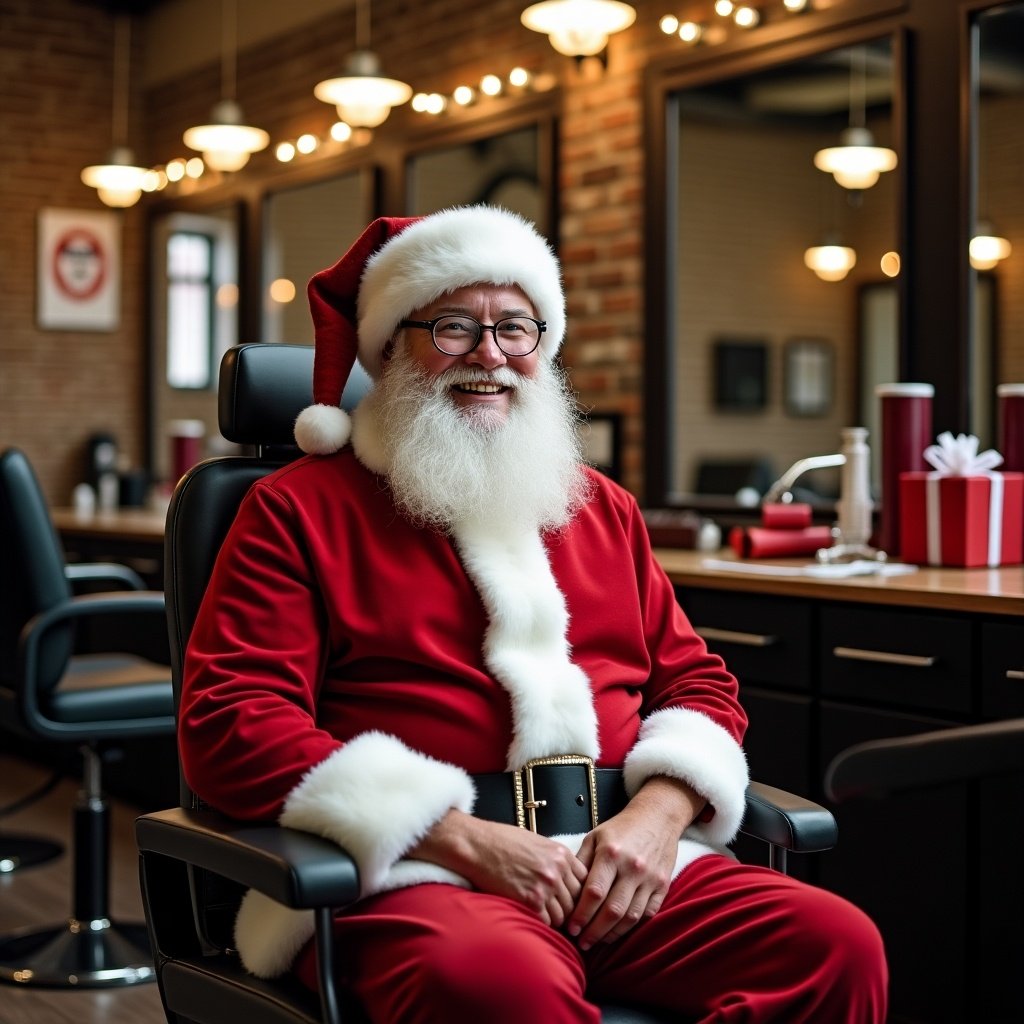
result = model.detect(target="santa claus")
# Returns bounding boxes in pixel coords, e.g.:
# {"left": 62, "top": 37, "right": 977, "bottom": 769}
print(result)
{"left": 179, "top": 205, "right": 886, "bottom": 1023}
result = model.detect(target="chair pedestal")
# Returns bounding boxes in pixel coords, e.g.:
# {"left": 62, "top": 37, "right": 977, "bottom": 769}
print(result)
{"left": 0, "top": 833, "right": 62, "bottom": 874}
{"left": 0, "top": 918, "right": 154, "bottom": 987}
{"left": 0, "top": 748, "right": 155, "bottom": 988}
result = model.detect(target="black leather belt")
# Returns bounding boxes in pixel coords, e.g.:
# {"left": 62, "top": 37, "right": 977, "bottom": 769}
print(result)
{"left": 472, "top": 755, "right": 628, "bottom": 836}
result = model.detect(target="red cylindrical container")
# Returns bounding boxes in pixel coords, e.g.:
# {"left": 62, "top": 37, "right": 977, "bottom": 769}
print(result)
{"left": 168, "top": 419, "right": 205, "bottom": 483}
{"left": 998, "top": 383, "right": 1024, "bottom": 473}
{"left": 875, "top": 383, "right": 934, "bottom": 557}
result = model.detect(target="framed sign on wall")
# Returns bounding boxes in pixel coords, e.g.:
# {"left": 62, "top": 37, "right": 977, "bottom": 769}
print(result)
{"left": 37, "top": 207, "right": 120, "bottom": 331}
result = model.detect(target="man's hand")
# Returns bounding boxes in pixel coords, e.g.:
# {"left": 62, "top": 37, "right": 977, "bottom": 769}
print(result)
{"left": 409, "top": 810, "right": 589, "bottom": 927}
{"left": 567, "top": 776, "right": 705, "bottom": 950}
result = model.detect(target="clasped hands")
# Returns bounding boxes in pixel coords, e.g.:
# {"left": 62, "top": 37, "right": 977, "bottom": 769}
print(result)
{"left": 412, "top": 775, "right": 704, "bottom": 952}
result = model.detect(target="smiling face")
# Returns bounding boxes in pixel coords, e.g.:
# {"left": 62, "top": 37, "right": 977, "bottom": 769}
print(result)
{"left": 396, "top": 284, "right": 542, "bottom": 423}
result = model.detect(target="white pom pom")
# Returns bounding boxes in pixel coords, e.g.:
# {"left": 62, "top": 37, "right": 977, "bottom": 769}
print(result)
{"left": 294, "top": 404, "right": 352, "bottom": 455}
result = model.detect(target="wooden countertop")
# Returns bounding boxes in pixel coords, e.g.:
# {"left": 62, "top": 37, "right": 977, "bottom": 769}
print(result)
{"left": 655, "top": 547, "right": 1024, "bottom": 618}
{"left": 52, "top": 506, "right": 167, "bottom": 544}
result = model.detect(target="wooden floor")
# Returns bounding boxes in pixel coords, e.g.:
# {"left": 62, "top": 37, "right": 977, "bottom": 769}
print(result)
{"left": 0, "top": 752, "right": 167, "bottom": 1024}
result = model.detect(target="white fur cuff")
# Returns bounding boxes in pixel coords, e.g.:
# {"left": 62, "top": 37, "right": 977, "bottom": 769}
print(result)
{"left": 280, "top": 731, "right": 476, "bottom": 894}
{"left": 623, "top": 707, "right": 749, "bottom": 848}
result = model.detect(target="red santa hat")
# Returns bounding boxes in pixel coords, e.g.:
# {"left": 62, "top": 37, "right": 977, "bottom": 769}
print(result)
{"left": 294, "top": 205, "right": 566, "bottom": 455}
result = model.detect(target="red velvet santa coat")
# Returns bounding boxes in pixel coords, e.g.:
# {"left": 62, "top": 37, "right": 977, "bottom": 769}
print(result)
{"left": 179, "top": 414, "right": 749, "bottom": 979}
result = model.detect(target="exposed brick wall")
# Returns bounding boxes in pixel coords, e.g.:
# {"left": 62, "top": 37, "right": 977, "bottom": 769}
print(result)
{"left": 3, "top": 0, "right": 1019, "bottom": 505}
{"left": 0, "top": 0, "right": 148, "bottom": 504}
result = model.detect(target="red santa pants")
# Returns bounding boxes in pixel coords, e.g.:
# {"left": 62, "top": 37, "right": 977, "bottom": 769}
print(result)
{"left": 294, "top": 853, "right": 888, "bottom": 1023}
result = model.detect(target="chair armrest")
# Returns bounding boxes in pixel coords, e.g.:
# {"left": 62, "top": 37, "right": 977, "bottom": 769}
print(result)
{"left": 135, "top": 807, "right": 361, "bottom": 909}
{"left": 739, "top": 781, "right": 838, "bottom": 853}
{"left": 17, "top": 591, "right": 170, "bottom": 732}
{"left": 825, "top": 717, "right": 1024, "bottom": 802}
{"left": 66, "top": 561, "right": 147, "bottom": 591}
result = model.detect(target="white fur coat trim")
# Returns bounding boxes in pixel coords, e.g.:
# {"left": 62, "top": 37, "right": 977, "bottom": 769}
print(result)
{"left": 233, "top": 731, "right": 475, "bottom": 977}
{"left": 453, "top": 518, "right": 600, "bottom": 769}
{"left": 350, "top": 406, "right": 599, "bottom": 770}
{"left": 623, "top": 707, "right": 749, "bottom": 848}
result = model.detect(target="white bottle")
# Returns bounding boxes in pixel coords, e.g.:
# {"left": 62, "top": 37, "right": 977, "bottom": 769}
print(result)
{"left": 836, "top": 426, "right": 873, "bottom": 549}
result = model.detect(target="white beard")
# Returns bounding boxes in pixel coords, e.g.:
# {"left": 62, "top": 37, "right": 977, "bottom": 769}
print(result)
{"left": 363, "top": 348, "right": 592, "bottom": 534}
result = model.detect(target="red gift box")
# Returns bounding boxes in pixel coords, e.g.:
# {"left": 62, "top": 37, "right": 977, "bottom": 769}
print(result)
{"left": 899, "top": 471, "right": 1024, "bottom": 567}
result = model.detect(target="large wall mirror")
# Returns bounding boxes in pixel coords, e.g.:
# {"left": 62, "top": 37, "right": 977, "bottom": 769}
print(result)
{"left": 147, "top": 167, "right": 375, "bottom": 485}
{"left": 403, "top": 108, "right": 557, "bottom": 237}
{"left": 646, "top": 32, "right": 901, "bottom": 508}
{"left": 262, "top": 169, "right": 376, "bottom": 345}
{"left": 149, "top": 202, "right": 241, "bottom": 483}
{"left": 974, "top": 2, "right": 1024, "bottom": 412}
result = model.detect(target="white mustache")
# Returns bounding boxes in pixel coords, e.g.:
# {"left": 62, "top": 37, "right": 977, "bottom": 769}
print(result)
{"left": 433, "top": 366, "right": 523, "bottom": 391}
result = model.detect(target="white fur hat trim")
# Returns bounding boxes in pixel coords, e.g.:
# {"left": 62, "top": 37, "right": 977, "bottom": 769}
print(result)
{"left": 357, "top": 205, "right": 565, "bottom": 379}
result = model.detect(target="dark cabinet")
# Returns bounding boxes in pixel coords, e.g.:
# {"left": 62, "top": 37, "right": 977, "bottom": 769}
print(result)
{"left": 677, "top": 583, "right": 1023, "bottom": 1024}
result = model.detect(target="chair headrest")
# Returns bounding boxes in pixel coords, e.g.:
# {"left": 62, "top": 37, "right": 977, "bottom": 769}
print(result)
{"left": 218, "top": 344, "right": 371, "bottom": 447}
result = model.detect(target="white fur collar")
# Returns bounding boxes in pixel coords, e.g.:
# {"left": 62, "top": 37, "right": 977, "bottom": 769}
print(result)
{"left": 453, "top": 519, "right": 599, "bottom": 769}
{"left": 350, "top": 399, "right": 599, "bottom": 769}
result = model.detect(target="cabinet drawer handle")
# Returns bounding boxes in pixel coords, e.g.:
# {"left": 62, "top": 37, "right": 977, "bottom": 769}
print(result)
{"left": 833, "top": 646, "right": 936, "bottom": 669}
{"left": 696, "top": 626, "right": 778, "bottom": 648}
{"left": 1007, "top": 670, "right": 1024, "bottom": 681}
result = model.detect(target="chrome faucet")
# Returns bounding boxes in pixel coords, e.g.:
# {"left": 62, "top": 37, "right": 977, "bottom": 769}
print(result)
{"left": 761, "top": 453, "right": 846, "bottom": 507}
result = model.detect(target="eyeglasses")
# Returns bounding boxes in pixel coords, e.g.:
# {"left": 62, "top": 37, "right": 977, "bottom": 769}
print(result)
{"left": 399, "top": 314, "right": 546, "bottom": 357}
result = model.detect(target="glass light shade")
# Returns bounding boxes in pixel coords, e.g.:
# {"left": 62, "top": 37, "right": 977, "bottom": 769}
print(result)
{"left": 813, "top": 126, "right": 897, "bottom": 190}
{"left": 804, "top": 244, "right": 857, "bottom": 282}
{"left": 80, "top": 146, "right": 149, "bottom": 208}
{"left": 969, "top": 233, "right": 1012, "bottom": 270}
{"left": 314, "top": 51, "right": 412, "bottom": 128}
{"left": 183, "top": 99, "right": 269, "bottom": 172}
{"left": 520, "top": 0, "right": 636, "bottom": 57}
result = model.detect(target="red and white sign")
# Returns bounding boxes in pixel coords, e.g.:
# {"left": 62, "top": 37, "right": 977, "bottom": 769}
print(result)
{"left": 37, "top": 208, "right": 120, "bottom": 330}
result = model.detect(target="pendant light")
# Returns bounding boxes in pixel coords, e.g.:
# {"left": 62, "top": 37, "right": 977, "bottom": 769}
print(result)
{"left": 813, "top": 46, "right": 897, "bottom": 191}
{"left": 521, "top": 0, "right": 636, "bottom": 57}
{"left": 80, "top": 15, "right": 148, "bottom": 208}
{"left": 314, "top": 0, "right": 412, "bottom": 129}
{"left": 804, "top": 240, "right": 857, "bottom": 282}
{"left": 183, "top": 0, "right": 269, "bottom": 172}
{"left": 969, "top": 223, "right": 1012, "bottom": 270}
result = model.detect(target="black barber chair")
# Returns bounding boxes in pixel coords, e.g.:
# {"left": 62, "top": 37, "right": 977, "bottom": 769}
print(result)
{"left": 827, "top": 719, "right": 1024, "bottom": 1021}
{"left": 0, "top": 447, "right": 175, "bottom": 987}
{"left": 136, "top": 343, "right": 838, "bottom": 1024}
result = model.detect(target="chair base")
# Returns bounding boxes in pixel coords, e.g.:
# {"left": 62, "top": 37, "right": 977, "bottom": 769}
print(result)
{"left": 0, "top": 834, "right": 62, "bottom": 874}
{"left": 0, "top": 917, "right": 155, "bottom": 988}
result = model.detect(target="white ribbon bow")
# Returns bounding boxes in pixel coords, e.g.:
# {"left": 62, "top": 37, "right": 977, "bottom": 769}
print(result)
{"left": 923, "top": 431, "right": 1003, "bottom": 476}
{"left": 921, "top": 432, "right": 1005, "bottom": 567}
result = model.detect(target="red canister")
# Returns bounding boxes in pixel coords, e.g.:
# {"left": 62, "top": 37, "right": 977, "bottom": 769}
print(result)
{"left": 875, "top": 383, "right": 934, "bottom": 557}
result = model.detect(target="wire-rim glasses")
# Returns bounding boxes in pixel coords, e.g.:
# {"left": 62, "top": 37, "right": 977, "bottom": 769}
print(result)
{"left": 399, "top": 314, "right": 546, "bottom": 357}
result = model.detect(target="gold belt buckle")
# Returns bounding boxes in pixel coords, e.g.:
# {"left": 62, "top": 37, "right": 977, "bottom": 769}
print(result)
{"left": 513, "top": 754, "right": 598, "bottom": 833}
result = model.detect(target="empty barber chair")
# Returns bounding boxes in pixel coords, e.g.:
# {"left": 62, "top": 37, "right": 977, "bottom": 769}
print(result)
{"left": 136, "top": 343, "right": 837, "bottom": 1024}
{"left": 2, "top": 559, "right": 159, "bottom": 877}
{"left": 0, "top": 447, "right": 175, "bottom": 987}
{"left": 827, "top": 718, "right": 1024, "bottom": 1021}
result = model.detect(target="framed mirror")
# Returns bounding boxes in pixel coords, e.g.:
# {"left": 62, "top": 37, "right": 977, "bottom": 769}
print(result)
{"left": 261, "top": 168, "right": 376, "bottom": 344}
{"left": 403, "top": 108, "right": 557, "bottom": 238}
{"left": 148, "top": 201, "right": 242, "bottom": 485}
{"left": 645, "top": 31, "right": 901, "bottom": 508}
{"left": 973, "top": 2, "right": 1024, "bottom": 436}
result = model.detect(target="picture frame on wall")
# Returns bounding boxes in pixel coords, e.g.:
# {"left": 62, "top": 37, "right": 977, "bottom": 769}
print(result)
{"left": 713, "top": 339, "right": 768, "bottom": 411}
{"left": 36, "top": 207, "right": 121, "bottom": 331}
{"left": 784, "top": 337, "right": 834, "bottom": 417}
